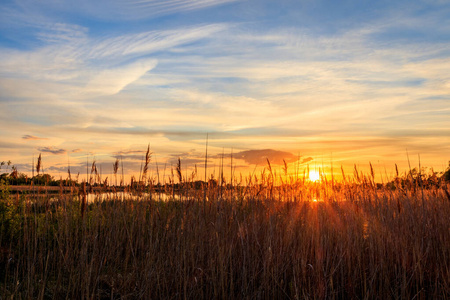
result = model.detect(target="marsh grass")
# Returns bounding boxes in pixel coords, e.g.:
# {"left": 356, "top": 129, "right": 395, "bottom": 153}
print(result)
{"left": 0, "top": 168, "right": 449, "bottom": 299}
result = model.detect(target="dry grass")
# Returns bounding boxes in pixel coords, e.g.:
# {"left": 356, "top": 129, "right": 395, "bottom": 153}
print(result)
{"left": 0, "top": 170, "right": 449, "bottom": 299}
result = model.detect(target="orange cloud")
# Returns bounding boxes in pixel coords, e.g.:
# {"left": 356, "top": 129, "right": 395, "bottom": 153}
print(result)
{"left": 38, "top": 147, "right": 67, "bottom": 155}
{"left": 230, "top": 149, "right": 312, "bottom": 166}
{"left": 22, "top": 135, "right": 48, "bottom": 140}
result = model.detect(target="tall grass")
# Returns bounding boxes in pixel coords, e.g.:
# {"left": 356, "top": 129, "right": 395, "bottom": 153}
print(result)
{"left": 0, "top": 167, "right": 449, "bottom": 299}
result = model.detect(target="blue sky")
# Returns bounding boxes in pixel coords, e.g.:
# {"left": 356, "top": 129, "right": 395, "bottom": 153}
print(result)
{"left": 1, "top": 0, "right": 449, "bottom": 180}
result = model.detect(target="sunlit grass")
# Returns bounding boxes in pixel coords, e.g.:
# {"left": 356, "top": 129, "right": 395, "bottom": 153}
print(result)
{"left": 0, "top": 158, "right": 449, "bottom": 299}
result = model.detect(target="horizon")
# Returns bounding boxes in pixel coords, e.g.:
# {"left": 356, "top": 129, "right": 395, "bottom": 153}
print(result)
{"left": 1, "top": 144, "right": 447, "bottom": 185}
{"left": 1, "top": 0, "right": 449, "bottom": 179}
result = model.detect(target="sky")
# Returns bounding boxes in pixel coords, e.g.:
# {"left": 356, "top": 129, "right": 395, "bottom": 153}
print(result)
{"left": 0, "top": 0, "right": 449, "bottom": 182}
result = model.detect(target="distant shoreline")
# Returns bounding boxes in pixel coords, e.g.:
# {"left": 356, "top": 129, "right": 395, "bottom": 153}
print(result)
{"left": 7, "top": 185, "right": 126, "bottom": 193}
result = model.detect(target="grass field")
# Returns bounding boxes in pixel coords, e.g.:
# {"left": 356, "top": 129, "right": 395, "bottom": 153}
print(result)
{"left": 1, "top": 166, "right": 449, "bottom": 299}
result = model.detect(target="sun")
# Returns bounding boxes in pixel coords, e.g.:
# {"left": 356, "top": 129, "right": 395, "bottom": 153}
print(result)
{"left": 309, "top": 170, "right": 320, "bottom": 182}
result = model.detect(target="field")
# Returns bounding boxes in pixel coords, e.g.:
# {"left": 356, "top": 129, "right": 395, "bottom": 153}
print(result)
{"left": 1, "top": 169, "right": 449, "bottom": 299}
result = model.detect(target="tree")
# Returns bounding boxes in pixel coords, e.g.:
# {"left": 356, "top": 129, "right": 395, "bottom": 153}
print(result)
{"left": 443, "top": 162, "right": 450, "bottom": 182}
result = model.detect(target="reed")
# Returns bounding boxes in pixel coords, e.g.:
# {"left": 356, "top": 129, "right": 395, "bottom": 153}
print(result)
{"left": 0, "top": 161, "right": 449, "bottom": 299}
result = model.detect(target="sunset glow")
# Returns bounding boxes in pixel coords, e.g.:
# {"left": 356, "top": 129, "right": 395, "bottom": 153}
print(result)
{"left": 0, "top": 0, "right": 449, "bottom": 180}
{"left": 309, "top": 170, "right": 321, "bottom": 182}
{"left": 1, "top": 2, "right": 450, "bottom": 298}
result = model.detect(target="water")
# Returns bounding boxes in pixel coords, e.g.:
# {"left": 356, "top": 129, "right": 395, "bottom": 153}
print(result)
{"left": 83, "top": 191, "right": 179, "bottom": 203}
{"left": 16, "top": 191, "right": 183, "bottom": 204}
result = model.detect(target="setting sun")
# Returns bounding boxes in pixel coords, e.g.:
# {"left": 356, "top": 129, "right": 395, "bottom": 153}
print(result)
{"left": 309, "top": 170, "right": 321, "bottom": 182}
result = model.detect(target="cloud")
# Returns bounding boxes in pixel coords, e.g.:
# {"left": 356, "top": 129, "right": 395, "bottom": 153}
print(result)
{"left": 89, "top": 24, "right": 228, "bottom": 59}
{"left": 73, "top": 0, "right": 239, "bottom": 21}
{"left": 163, "top": 149, "right": 207, "bottom": 168}
{"left": 0, "top": 141, "right": 35, "bottom": 150}
{"left": 49, "top": 161, "right": 110, "bottom": 175}
{"left": 112, "top": 149, "right": 147, "bottom": 161}
{"left": 85, "top": 58, "right": 157, "bottom": 96}
{"left": 47, "top": 165, "right": 73, "bottom": 173}
{"left": 0, "top": 24, "right": 228, "bottom": 99}
{"left": 167, "top": 157, "right": 205, "bottom": 168}
{"left": 116, "top": 150, "right": 146, "bottom": 155}
{"left": 302, "top": 157, "right": 314, "bottom": 164}
{"left": 22, "top": 135, "right": 48, "bottom": 140}
{"left": 0, "top": 0, "right": 449, "bottom": 176}
{"left": 38, "top": 147, "right": 67, "bottom": 155}
{"left": 230, "top": 149, "right": 312, "bottom": 166}
{"left": 71, "top": 148, "right": 83, "bottom": 153}
{"left": 35, "top": 22, "right": 89, "bottom": 44}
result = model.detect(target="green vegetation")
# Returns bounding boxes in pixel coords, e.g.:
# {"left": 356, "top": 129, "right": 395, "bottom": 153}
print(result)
{"left": 0, "top": 158, "right": 449, "bottom": 299}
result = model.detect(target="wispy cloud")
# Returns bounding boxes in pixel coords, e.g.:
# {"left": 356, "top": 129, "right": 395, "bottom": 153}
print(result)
{"left": 22, "top": 135, "right": 48, "bottom": 140}
{"left": 112, "top": 150, "right": 146, "bottom": 161}
{"left": 0, "top": 0, "right": 449, "bottom": 175}
{"left": 228, "top": 149, "right": 312, "bottom": 166}
{"left": 85, "top": 59, "right": 157, "bottom": 96}
{"left": 38, "top": 147, "right": 67, "bottom": 155}
{"left": 0, "top": 24, "right": 229, "bottom": 99}
{"left": 123, "top": 0, "right": 239, "bottom": 19}
{"left": 35, "top": 22, "right": 89, "bottom": 44}
{"left": 0, "top": 0, "right": 239, "bottom": 24}
{"left": 88, "top": 24, "right": 228, "bottom": 60}
{"left": 85, "top": 0, "right": 239, "bottom": 21}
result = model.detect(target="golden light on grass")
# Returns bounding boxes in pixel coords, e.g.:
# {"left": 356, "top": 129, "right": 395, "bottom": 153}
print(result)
{"left": 1, "top": 153, "right": 450, "bottom": 299}
{"left": 308, "top": 170, "right": 320, "bottom": 182}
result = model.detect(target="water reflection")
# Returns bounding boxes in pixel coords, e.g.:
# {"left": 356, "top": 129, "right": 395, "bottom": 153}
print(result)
{"left": 82, "top": 192, "right": 182, "bottom": 203}
{"left": 34, "top": 191, "right": 184, "bottom": 204}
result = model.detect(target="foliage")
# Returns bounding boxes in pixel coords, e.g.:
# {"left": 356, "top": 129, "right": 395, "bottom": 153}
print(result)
{"left": 443, "top": 163, "right": 450, "bottom": 182}
{"left": 0, "top": 178, "right": 9, "bottom": 200}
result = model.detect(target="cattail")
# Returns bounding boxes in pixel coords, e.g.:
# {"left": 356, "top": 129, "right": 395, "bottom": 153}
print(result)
{"left": 36, "top": 153, "right": 42, "bottom": 175}
{"left": 369, "top": 162, "right": 374, "bottom": 181}
{"left": 341, "top": 165, "right": 346, "bottom": 182}
{"left": 266, "top": 158, "right": 272, "bottom": 173}
{"left": 191, "top": 164, "right": 197, "bottom": 181}
{"left": 113, "top": 158, "right": 119, "bottom": 186}
{"left": 113, "top": 159, "right": 119, "bottom": 175}
{"left": 176, "top": 158, "right": 182, "bottom": 183}
{"left": 90, "top": 160, "right": 96, "bottom": 185}
{"left": 353, "top": 164, "right": 360, "bottom": 182}
{"left": 142, "top": 144, "right": 151, "bottom": 182}
{"left": 283, "top": 159, "right": 288, "bottom": 176}
{"left": 91, "top": 160, "right": 97, "bottom": 175}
